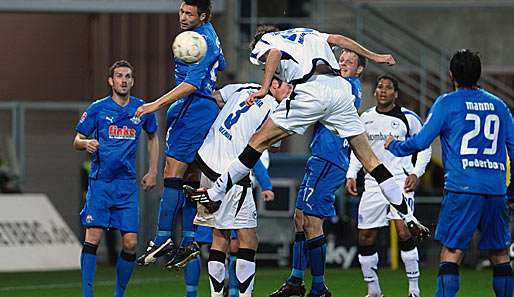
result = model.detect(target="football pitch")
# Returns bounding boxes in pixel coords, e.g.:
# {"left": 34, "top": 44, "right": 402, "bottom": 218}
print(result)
{"left": 0, "top": 266, "right": 496, "bottom": 297}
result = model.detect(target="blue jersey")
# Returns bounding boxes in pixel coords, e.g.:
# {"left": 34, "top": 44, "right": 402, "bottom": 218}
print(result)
{"left": 309, "top": 77, "right": 362, "bottom": 168}
{"left": 175, "top": 22, "right": 225, "bottom": 100}
{"left": 388, "top": 88, "right": 514, "bottom": 195}
{"left": 76, "top": 96, "right": 158, "bottom": 180}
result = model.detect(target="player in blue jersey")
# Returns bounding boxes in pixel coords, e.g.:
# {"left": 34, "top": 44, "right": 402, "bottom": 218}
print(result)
{"left": 135, "top": 0, "right": 226, "bottom": 268}
{"left": 385, "top": 49, "right": 514, "bottom": 297}
{"left": 269, "top": 49, "right": 366, "bottom": 297}
{"left": 74, "top": 60, "right": 159, "bottom": 297}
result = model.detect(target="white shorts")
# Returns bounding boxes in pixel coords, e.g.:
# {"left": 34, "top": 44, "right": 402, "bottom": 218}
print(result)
{"left": 194, "top": 174, "right": 257, "bottom": 230}
{"left": 357, "top": 190, "right": 415, "bottom": 229}
{"left": 270, "top": 74, "right": 365, "bottom": 137}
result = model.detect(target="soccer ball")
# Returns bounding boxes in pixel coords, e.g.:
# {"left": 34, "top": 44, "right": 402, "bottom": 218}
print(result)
{"left": 172, "top": 31, "right": 207, "bottom": 64}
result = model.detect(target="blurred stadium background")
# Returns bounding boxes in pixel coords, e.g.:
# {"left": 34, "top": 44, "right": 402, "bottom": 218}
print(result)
{"left": 0, "top": 0, "right": 513, "bottom": 296}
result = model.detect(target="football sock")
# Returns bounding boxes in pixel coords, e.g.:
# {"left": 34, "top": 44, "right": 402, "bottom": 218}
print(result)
{"left": 208, "top": 249, "right": 226, "bottom": 295}
{"left": 154, "top": 178, "right": 185, "bottom": 245}
{"left": 371, "top": 165, "right": 410, "bottom": 217}
{"left": 306, "top": 235, "right": 327, "bottom": 294}
{"left": 228, "top": 254, "right": 239, "bottom": 297}
{"left": 492, "top": 262, "right": 513, "bottom": 297}
{"left": 81, "top": 242, "right": 98, "bottom": 297}
{"left": 236, "top": 249, "right": 256, "bottom": 296}
{"left": 436, "top": 262, "right": 459, "bottom": 297}
{"left": 399, "top": 238, "right": 420, "bottom": 295}
{"left": 358, "top": 245, "right": 381, "bottom": 297}
{"left": 184, "top": 256, "right": 201, "bottom": 297}
{"left": 208, "top": 145, "right": 261, "bottom": 201}
{"left": 287, "top": 232, "right": 307, "bottom": 285}
{"left": 182, "top": 181, "right": 199, "bottom": 246}
{"left": 114, "top": 250, "right": 136, "bottom": 297}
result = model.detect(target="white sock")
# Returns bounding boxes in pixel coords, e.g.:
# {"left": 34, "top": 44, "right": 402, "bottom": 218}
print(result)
{"left": 359, "top": 253, "right": 382, "bottom": 296}
{"left": 236, "top": 258, "right": 256, "bottom": 295}
{"left": 378, "top": 178, "right": 402, "bottom": 205}
{"left": 401, "top": 248, "right": 420, "bottom": 295}
{"left": 208, "top": 260, "right": 226, "bottom": 295}
{"left": 208, "top": 159, "right": 251, "bottom": 201}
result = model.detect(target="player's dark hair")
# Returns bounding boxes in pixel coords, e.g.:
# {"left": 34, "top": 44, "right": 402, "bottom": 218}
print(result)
{"left": 450, "top": 49, "right": 481, "bottom": 87}
{"left": 342, "top": 48, "right": 367, "bottom": 68}
{"left": 183, "top": 0, "right": 212, "bottom": 22}
{"left": 376, "top": 75, "right": 398, "bottom": 91}
{"left": 109, "top": 60, "right": 134, "bottom": 78}
{"left": 249, "top": 25, "right": 280, "bottom": 50}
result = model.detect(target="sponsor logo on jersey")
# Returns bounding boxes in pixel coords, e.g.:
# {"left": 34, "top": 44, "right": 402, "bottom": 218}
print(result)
{"left": 108, "top": 125, "right": 136, "bottom": 140}
{"left": 391, "top": 120, "right": 400, "bottom": 129}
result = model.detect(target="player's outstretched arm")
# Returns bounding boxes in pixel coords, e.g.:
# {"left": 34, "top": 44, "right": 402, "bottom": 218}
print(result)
{"left": 327, "top": 34, "right": 395, "bottom": 65}
{"left": 135, "top": 82, "right": 197, "bottom": 118}
{"left": 141, "top": 132, "right": 159, "bottom": 192}
{"left": 73, "top": 132, "right": 99, "bottom": 154}
{"left": 247, "top": 48, "right": 282, "bottom": 105}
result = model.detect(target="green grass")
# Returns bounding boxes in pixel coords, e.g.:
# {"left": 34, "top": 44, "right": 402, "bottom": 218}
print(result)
{"left": 0, "top": 265, "right": 497, "bottom": 297}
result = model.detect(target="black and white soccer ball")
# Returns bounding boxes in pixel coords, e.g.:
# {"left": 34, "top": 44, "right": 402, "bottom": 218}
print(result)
{"left": 172, "top": 31, "right": 207, "bottom": 64}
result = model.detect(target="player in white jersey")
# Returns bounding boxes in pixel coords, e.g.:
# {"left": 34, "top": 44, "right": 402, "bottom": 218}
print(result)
{"left": 186, "top": 26, "right": 429, "bottom": 297}
{"left": 345, "top": 76, "right": 432, "bottom": 297}
{"left": 187, "top": 78, "right": 290, "bottom": 297}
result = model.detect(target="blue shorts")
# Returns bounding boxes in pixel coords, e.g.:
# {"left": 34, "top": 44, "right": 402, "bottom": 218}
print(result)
{"left": 194, "top": 226, "right": 238, "bottom": 244}
{"left": 165, "top": 96, "right": 219, "bottom": 163}
{"left": 435, "top": 190, "right": 511, "bottom": 251}
{"left": 80, "top": 179, "right": 139, "bottom": 233}
{"left": 295, "top": 156, "right": 346, "bottom": 219}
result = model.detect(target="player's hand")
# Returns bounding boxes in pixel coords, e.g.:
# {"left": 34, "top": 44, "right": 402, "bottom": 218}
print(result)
{"left": 246, "top": 88, "right": 268, "bottom": 106}
{"left": 135, "top": 102, "right": 158, "bottom": 118}
{"left": 375, "top": 54, "right": 396, "bottom": 65}
{"left": 86, "top": 139, "right": 99, "bottom": 154}
{"left": 141, "top": 172, "right": 157, "bottom": 191}
{"left": 384, "top": 135, "right": 395, "bottom": 149}
{"left": 404, "top": 174, "right": 418, "bottom": 192}
{"left": 261, "top": 190, "right": 274, "bottom": 202}
{"left": 345, "top": 178, "right": 358, "bottom": 196}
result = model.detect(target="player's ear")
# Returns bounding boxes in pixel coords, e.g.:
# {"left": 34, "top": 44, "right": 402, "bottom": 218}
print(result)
{"left": 199, "top": 12, "right": 207, "bottom": 22}
{"left": 107, "top": 77, "right": 114, "bottom": 87}
{"left": 356, "top": 65, "right": 364, "bottom": 76}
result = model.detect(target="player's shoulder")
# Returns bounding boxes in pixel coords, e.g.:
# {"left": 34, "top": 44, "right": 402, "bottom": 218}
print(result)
{"left": 401, "top": 107, "right": 422, "bottom": 123}
{"left": 360, "top": 106, "right": 376, "bottom": 118}
{"left": 128, "top": 96, "right": 146, "bottom": 107}
{"left": 194, "top": 22, "right": 218, "bottom": 43}
{"left": 87, "top": 96, "right": 111, "bottom": 112}
{"left": 478, "top": 89, "right": 510, "bottom": 111}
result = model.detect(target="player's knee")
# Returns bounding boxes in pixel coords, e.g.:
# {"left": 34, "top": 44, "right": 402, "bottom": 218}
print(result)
{"left": 122, "top": 237, "right": 138, "bottom": 253}
{"left": 303, "top": 215, "right": 323, "bottom": 237}
{"left": 397, "top": 227, "right": 412, "bottom": 242}
{"left": 358, "top": 229, "right": 376, "bottom": 246}
{"left": 399, "top": 236, "right": 417, "bottom": 253}
{"left": 293, "top": 210, "right": 304, "bottom": 231}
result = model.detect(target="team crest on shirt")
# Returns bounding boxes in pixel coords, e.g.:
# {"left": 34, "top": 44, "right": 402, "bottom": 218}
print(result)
{"left": 86, "top": 214, "right": 94, "bottom": 224}
{"left": 391, "top": 120, "right": 400, "bottom": 129}
{"left": 130, "top": 116, "right": 141, "bottom": 124}
{"left": 79, "top": 112, "right": 87, "bottom": 123}
{"left": 108, "top": 125, "right": 136, "bottom": 139}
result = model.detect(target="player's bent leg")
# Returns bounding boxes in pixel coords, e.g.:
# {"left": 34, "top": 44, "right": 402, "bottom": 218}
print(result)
{"left": 303, "top": 215, "right": 330, "bottom": 297}
{"left": 395, "top": 220, "right": 420, "bottom": 297}
{"left": 81, "top": 228, "right": 103, "bottom": 297}
{"left": 489, "top": 249, "right": 513, "bottom": 297}
{"left": 114, "top": 232, "right": 137, "bottom": 297}
{"left": 358, "top": 229, "right": 382, "bottom": 297}
{"left": 436, "top": 247, "right": 463, "bottom": 297}
{"left": 201, "top": 119, "right": 290, "bottom": 203}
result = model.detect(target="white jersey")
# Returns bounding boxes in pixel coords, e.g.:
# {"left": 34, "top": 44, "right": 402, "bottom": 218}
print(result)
{"left": 250, "top": 28, "right": 339, "bottom": 83}
{"left": 197, "top": 83, "right": 279, "bottom": 174}
{"left": 347, "top": 105, "right": 432, "bottom": 192}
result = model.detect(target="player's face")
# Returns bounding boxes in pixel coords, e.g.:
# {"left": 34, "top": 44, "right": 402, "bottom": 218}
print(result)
{"left": 179, "top": 3, "right": 205, "bottom": 30}
{"left": 108, "top": 67, "right": 134, "bottom": 97}
{"left": 374, "top": 78, "right": 397, "bottom": 107}
{"left": 339, "top": 51, "right": 362, "bottom": 77}
{"left": 270, "top": 80, "right": 293, "bottom": 102}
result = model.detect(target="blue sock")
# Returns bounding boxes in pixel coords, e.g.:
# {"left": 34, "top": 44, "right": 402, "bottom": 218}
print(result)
{"left": 288, "top": 232, "right": 307, "bottom": 285}
{"left": 184, "top": 256, "right": 201, "bottom": 297}
{"left": 80, "top": 242, "right": 98, "bottom": 297}
{"left": 492, "top": 262, "right": 513, "bottom": 297}
{"left": 181, "top": 182, "right": 198, "bottom": 247}
{"left": 154, "top": 178, "right": 185, "bottom": 245}
{"left": 436, "top": 262, "right": 460, "bottom": 297}
{"left": 114, "top": 251, "right": 136, "bottom": 297}
{"left": 228, "top": 254, "right": 239, "bottom": 297}
{"left": 306, "top": 235, "right": 327, "bottom": 294}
